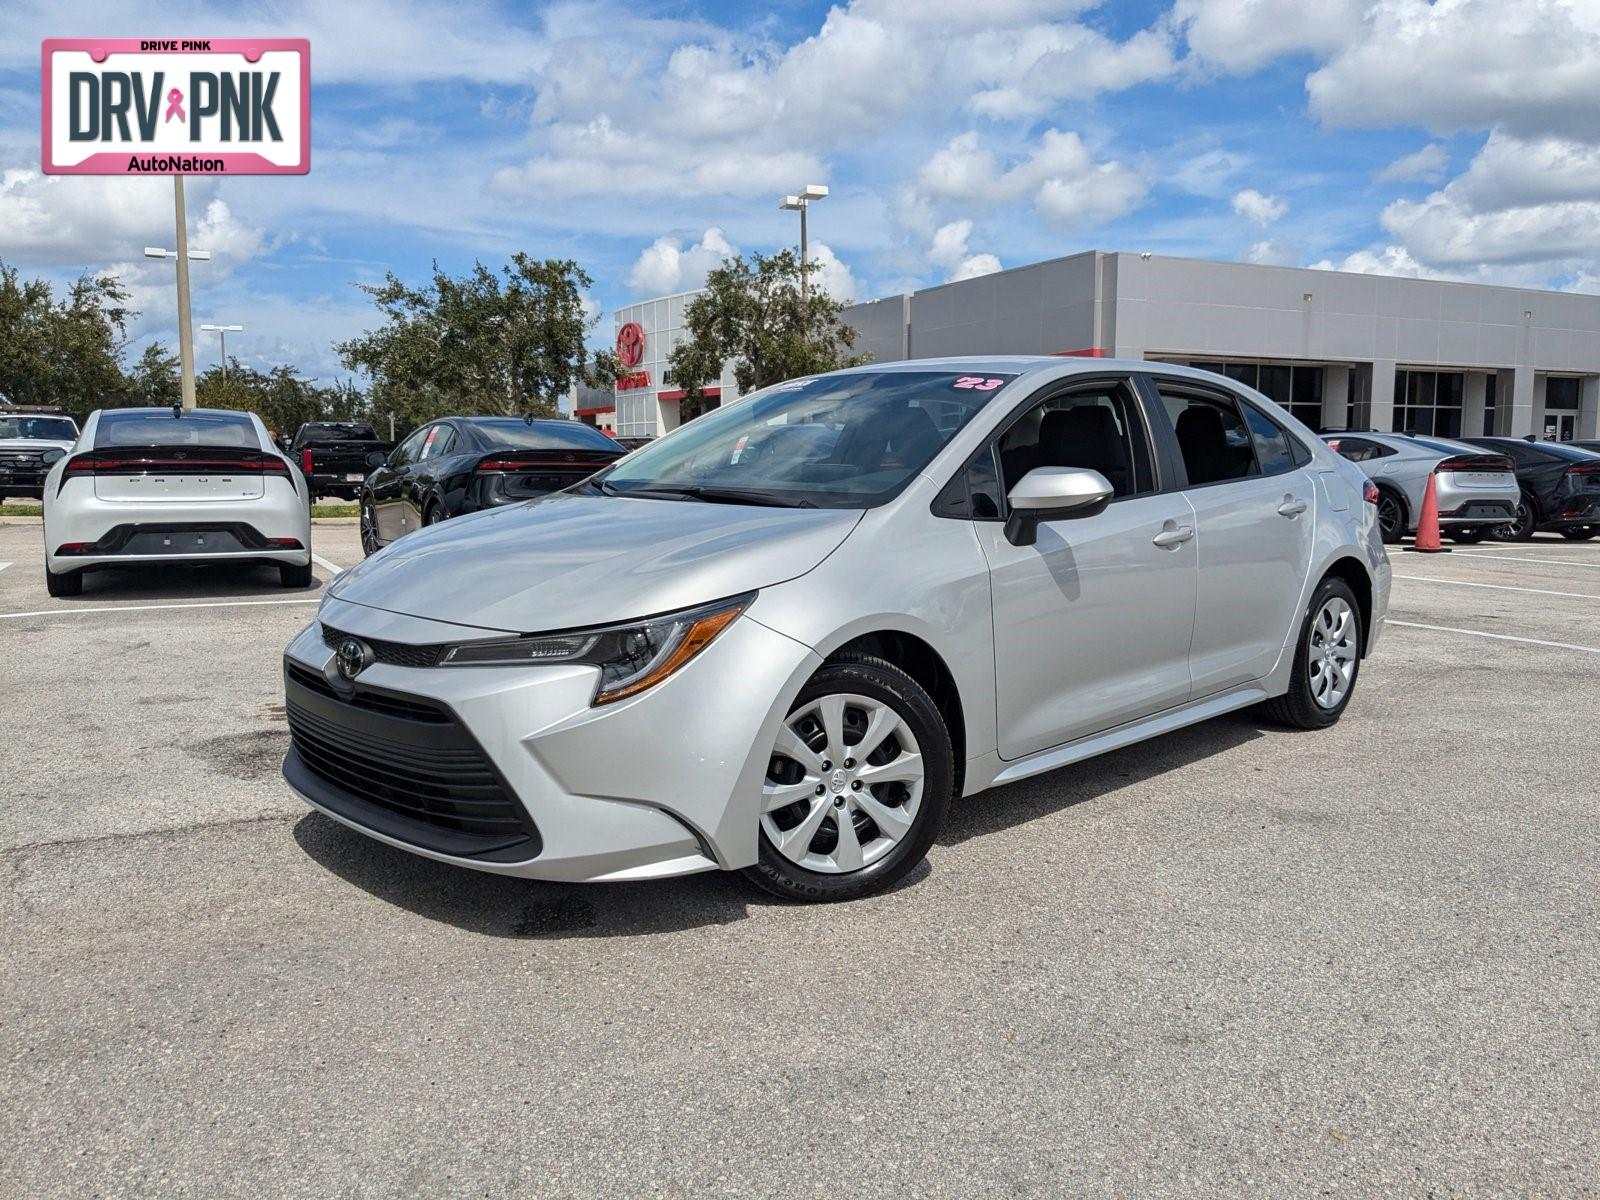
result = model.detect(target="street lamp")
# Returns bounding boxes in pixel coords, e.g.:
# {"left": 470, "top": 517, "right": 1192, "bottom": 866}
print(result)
{"left": 779, "top": 183, "right": 829, "bottom": 298}
{"left": 199, "top": 323, "right": 244, "bottom": 380}
{"left": 144, "top": 233, "right": 212, "bottom": 412}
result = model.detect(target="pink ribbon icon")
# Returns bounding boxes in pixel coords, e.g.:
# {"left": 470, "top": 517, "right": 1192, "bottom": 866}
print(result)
{"left": 164, "top": 88, "right": 185, "bottom": 123}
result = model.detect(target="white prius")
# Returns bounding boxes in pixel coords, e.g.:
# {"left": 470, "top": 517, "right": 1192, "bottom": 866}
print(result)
{"left": 282, "top": 358, "right": 1390, "bottom": 902}
{"left": 42, "top": 406, "right": 313, "bottom": 597}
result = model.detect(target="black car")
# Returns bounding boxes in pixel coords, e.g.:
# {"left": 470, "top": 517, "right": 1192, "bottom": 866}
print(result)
{"left": 360, "top": 417, "right": 625, "bottom": 555}
{"left": 1462, "top": 437, "right": 1600, "bottom": 540}
{"left": 1572, "top": 439, "right": 1600, "bottom": 454}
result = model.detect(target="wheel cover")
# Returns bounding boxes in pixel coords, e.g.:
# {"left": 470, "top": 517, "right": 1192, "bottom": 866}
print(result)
{"left": 1307, "top": 597, "right": 1358, "bottom": 710}
{"left": 360, "top": 503, "right": 377, "bottom": 547}
{"left": 760, "top": 692, "right": 925, "bottom": 875}
{"left": 1377, "top": 494, "right": 1401, "bottom": 537}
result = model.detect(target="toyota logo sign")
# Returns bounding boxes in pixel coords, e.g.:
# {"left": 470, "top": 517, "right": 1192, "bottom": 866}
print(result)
{"left": 616, "top": 322, "right": 645, "bottom": 369}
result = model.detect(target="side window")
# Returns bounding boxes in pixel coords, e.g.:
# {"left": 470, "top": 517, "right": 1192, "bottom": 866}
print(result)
{"left": 391, "top": 427, "right": 428, "bottom": 467}
{"left": 996, "top": 382, "right": 1154, "bottom": 500}
{"left": 420, "top": 425, "right": 455, "bottom": 460}
{"left": 1327, "top": 436, "right": 1377, "bottom": 462}
{"left": 1158, "top": 388, "right": 1260, "bottom": 486}
{"left": 934, "top": 446, "right": 1003, "bottom": 520}
{"left": 1242, "top": 404, "right": 1297, "bottom": 476}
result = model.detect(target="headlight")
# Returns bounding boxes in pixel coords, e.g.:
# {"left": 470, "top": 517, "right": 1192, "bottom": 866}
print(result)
{"left": 438, "top": 593, "right": 753, "bottom": 705}
{"left": 42, "top": 449, "right": 65, "bottom": 464}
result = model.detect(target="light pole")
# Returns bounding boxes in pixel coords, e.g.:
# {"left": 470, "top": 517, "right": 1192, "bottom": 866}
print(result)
{"left": 145, "top": 193, "right": 212, "bottom": 412}
{"left": 199, "top": 323, "right": 244, "bottom": 380}
{"left": 779, "top": 184, "right": 829, "bottom": 298}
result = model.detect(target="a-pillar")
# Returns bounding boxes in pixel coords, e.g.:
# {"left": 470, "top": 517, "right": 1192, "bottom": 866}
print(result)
{"left": 1580, "top": 376, "right": 1600, "bottom": 439}
{"left": 1368, "top": 360, "right": 1397, "bottom": 432}
{"left": 1321, "top": 365, "right": 1350, "bottom": 431}
{"left": 1462, "top": 372, "right": 1488, "bottom": 438}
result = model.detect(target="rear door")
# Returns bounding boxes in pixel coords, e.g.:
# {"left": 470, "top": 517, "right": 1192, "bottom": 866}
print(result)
{"left": 975, "top": 375, "right": 1199, "bottom": 758}
{"left": 1147, "top": 377, "right": 1317, "bottom": 697}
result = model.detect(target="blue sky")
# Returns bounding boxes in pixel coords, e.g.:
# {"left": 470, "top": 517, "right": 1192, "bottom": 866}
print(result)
{"left": 5, "top": 0, "right": 1600, "bottom": 385}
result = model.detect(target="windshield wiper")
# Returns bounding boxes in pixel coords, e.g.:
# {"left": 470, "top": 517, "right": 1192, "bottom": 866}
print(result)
{"left": 623, "top": 484, "right": 816, "bottom": 508}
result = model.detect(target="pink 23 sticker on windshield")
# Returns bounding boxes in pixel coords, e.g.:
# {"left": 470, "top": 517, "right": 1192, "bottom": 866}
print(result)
{"left": 952, "top": 376, "right": 1005, "bottom": 390}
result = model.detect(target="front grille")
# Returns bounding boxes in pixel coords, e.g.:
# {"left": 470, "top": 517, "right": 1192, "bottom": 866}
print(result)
{"left": 321, "top": 623, "right": 443, "bottom": 669}
{"left": 0, "top": 451, "right": 45, "bottom": 465}
{"left": 284, "top": 664, "right": 538, "bottom": 858}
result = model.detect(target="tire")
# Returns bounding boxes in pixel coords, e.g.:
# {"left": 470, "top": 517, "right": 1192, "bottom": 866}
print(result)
{"left": 1375, "top": 487, "right": 1406, "bottom": 544}
{"left": 279, "top": 560, "right": 314, "bottom": 588}
{"left": 44, "top": 566, "right": 82, "bottom": 598}
{"left": 1490, "top": 494, "right": 1537, "bottom": 542}
{"left": 1560, "top": 527, "right": 1597, "bottom": 541}
{"left": 424, "top": 501, "right": 446, "bottom": 526}
{"left": 1259, "top": 575, "right": 1363, "bottom": 730}
{"left": 360, "top": 499, "right": 380, "bottom": 557}
{"left": 1447, "top": 527, "right": 1486, "bottom": 544}
{"left": 743, "top": 653, "right": 954, "bottom": 903}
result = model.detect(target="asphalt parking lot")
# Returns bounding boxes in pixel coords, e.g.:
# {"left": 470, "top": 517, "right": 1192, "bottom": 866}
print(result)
{"left": 3, "top": 516, "right": 1597, "bottom": 1197}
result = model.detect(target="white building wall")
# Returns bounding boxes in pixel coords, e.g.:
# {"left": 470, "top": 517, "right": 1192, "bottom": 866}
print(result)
{"left": 612, "top": 290, "right": 740, "bottom": 438}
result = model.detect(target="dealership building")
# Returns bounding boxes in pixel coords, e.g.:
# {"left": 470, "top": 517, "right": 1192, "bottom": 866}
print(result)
{"left": 592, "top": 251, "right": 1600, "bottom": 443}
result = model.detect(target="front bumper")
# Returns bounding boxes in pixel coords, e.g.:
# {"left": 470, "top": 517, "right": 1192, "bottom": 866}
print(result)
{"left": 281, "top": 596, "right": 820, "bottom": 882}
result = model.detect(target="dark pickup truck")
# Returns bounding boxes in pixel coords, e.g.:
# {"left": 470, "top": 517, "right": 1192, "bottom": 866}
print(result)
{"left": 289, "top": 421, "right": 393, "bottom": 500}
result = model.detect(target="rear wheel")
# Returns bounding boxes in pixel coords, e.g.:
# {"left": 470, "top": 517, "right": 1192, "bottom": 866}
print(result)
{"left": 1448, "top": 527, "right": 1486, "bottom": 544}
{"left": 1260, "top": 576, "right": 1362, "bottom": 730}
{"left": 279, "top": 561, "right": 313, "bottom": 588}
{"left": 360, "top": 499, "right": 379, "bottom": 556}
{"left": 1491, "top": 494, "right": 1537, "bottom": 542}
{"left": 44, "top": 566, "right": 82, "bottom": 598}
{"left": 1560, "top": 526, "right": 1597, "bottom": 541}
{"left": 744, "top": 654, "right": 953, "bottom": 903}
{"left": 1375, "top": 487, "right": 1406, "bottom": 544}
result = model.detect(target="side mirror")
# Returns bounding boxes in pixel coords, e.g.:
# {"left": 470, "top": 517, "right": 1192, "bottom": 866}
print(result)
{"left": 365, "top": 451, "right": 388, "bottom": 469}
{"left": 1004, "top": 467, "right": 1114, "bottom": 546}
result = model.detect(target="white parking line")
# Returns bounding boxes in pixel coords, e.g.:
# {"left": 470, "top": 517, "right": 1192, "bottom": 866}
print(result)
{"left": 1450, "top": 550, "right": 1600, "bottom": 569}
{"left": 0, "top": 561, "right": 11, "bottom": 572}
{"left": 0, "top": 597, "right": 322, "bottom": 620}
{"left": 311, "top": 553, "right": 342, "bottom": 574}
{"left": 1391, "top": 574, "right": 1597, "bottom": 601}
{"left": 1388, "top": 619, "right": 1600, "bottom": 655}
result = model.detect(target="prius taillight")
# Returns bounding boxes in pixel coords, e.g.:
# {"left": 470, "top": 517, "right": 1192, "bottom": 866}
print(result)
{"left": 62, "top": 453, "right": 290, "bottom": 475}
{"left": 1436, "top": 455, "right": 1513, "bottom": 473}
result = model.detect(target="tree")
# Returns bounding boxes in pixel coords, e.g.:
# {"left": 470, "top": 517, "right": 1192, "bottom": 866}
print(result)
{"left": 196, "top": 362, "right": 367, "bottom": 441}
{"left": 0, "top": 260, "right": 131, "bottom": 421}
{"left": 336, "top": 254, "right": 619, "bottom": 428}
{"left": 666, "top": 248, "right": 869, "bottom": 413}
{"left": 124, "top": 343, "right": 181, "bottom": 407}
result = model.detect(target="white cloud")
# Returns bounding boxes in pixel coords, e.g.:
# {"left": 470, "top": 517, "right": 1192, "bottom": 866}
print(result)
{"left": 1176, "top": 0, "right": 1364, "bottom": 75}
{"left": 1311, "top": 245, "right": 1440, "bottom": 278}
{"left": 964, "top": 24, "right": 1175, "bottom": 119}
{"left": 1377, "top": 143, "right": 1449, "bottom": 183}
{"left": 627, "top": 228, "right": 737, "bottom": 296}
{"left": 1245, "top": 240, "right": 1296, "bottom": 266}
{"left": 927, "top": 220, "right": 1002, "bottom": 282}
{"left": 1307, "top": 0, "right": 1600, "bottom": 140}
{"left": 807, "top": 242, "right": 858, "bottom": 303}
{"left": 1231, "top": 188, "right": 1287, "bottom": 226}
{"left": 918, "top": 130, "right": 1146, "bottom": 228}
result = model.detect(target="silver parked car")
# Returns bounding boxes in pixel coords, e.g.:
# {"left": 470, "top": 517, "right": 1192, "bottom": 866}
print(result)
{"left": 1322, "top": 431, "right": 1519, "bottom": 544}
{"left": 282, "top": 358, "right": 1390, "bottom": 902}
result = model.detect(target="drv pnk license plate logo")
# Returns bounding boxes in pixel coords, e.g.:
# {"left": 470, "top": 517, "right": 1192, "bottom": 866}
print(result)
{"left": 41, "top": 38, "right": 309, "bottom": 175}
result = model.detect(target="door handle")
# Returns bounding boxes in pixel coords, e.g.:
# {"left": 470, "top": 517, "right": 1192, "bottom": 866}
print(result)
{"left": 1152, "top": 525, "right": 1195, "bottom": 548}
{"left": 1277, "top": 497, "right": 1308, "bottom": 517}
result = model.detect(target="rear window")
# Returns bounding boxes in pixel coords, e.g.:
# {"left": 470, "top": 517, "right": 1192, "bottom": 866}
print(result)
{"left": 95, "top": 410, "right": 259, "bottom": 450}
{"left": 1534, "top": 441, "right": 1600, "bottom": 462}
{"left": 473, "top": 420, "right": 621, "bottom": 451}
{"left": 302, "top": 424, "right": 377, "bottom": 441}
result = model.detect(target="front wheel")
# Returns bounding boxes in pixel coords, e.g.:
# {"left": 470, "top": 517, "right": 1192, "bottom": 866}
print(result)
{"left": 1260, "top": 576, "right": 1363, "bottom": 730}
{"left": 744, "top": 654, "right": 953, "bottom": 902}
{"left": 360, "top": 499, "right": 380, "bottom": 556}
{"left": 1560, "top": 526, "right": 1597, "bottom": 541}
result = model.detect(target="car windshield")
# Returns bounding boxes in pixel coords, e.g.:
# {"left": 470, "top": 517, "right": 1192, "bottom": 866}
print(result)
{"left": 474, "top": 420, "right": 620, "bottom": 451}
{"left": 598, "top": 370, "right": 1016, "bottom": 508}
{"left": 95, "top": 410, "right": 258, "bottom": 449}
{"left": 0, "top": 416, "right": 77, "bottom": 441}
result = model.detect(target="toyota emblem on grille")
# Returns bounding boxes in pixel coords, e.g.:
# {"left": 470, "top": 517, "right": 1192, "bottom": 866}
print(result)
{"left": 335, "top": 637, "right": 371, "bottom": 681}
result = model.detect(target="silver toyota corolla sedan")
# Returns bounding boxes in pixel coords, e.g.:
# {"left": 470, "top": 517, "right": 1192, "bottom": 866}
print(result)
{"left": 282, "top": 358, "right": 1389, "bottom": 902}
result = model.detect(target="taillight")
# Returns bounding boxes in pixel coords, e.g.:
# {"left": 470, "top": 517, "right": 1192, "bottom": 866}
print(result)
{"left": 301, "top": 448, "right": 314, "bottom": 475}
{"left": 1436, "top": 455, "right": 1514, "bottom": 472}
{"left": 475, "top": 458, "right": 532, "bottom": 473}
{"left": 61, "top": 453, "right": 289, "bottom": 475}
{"left": 1568, "top": 462, "right": 1600, "bottom": 476}
{"left": 1363, "top": 480, "right": 1380, "bottom": 505}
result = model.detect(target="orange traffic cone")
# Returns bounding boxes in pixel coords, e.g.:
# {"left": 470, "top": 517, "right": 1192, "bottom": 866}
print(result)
{"left": 1406, "top": 471, "right": 1451, "bottom": 553}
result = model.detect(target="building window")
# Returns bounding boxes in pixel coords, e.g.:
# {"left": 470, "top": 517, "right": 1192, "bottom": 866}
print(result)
{"left": 1394, "top": 369, "right": 1465, "bottom": 438}
{"left": 1186, "top": 360, "right": 1324, "bottom": 429}
{"left": 1482, "top": 373, "right": 1497, "bottom": 436}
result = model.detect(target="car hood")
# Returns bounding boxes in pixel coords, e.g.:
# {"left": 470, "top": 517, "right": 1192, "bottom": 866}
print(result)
{"left": 0, "top": 437, "right": 74, "bottom": 453}
{"left": 328, "top": 492, "right": 863, "bottom": 633}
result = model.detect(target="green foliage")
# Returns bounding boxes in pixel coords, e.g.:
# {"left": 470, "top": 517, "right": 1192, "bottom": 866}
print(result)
{"left": 666, "top": 248, "right": 869, "bottom": 407}
{"left": 336, "top": 254, "right": 620, "bottom": 428}
{"left": 196, "top": 362, "right": 366, "bottom": 441}
{"left": 123, "top": 343, "right": 182, "bottom": 407}
{"left": 0, "top": 261, "right": 132, "bottom": 421}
